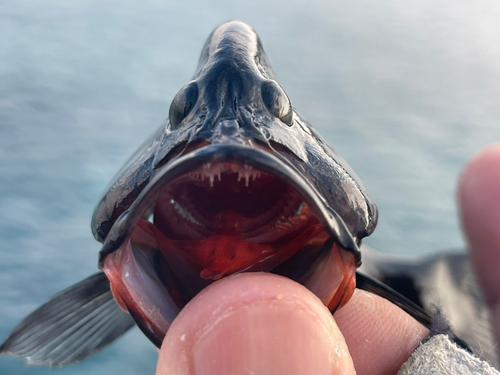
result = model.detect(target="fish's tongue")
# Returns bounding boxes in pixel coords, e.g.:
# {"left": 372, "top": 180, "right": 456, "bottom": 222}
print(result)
{"left": 191, "top": 234, "right": 275, "bottom": 279}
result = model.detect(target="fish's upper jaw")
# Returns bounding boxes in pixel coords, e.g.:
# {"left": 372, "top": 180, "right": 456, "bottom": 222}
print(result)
{"left": 98, "top": 144, "right": 360, "bottom": 263}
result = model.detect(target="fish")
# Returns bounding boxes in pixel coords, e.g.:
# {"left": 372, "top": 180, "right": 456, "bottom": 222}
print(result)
{"left": 0, "top": 20, "right": 432, "bottom": 366}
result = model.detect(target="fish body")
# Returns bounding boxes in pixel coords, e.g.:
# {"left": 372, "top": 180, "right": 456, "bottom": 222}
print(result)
{"left": 1, "top": 21, "right": 409, "bottom": 366}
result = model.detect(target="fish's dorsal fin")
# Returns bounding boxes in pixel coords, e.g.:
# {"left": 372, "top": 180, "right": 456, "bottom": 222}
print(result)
{"left": 355, "top": 271, "right": 432, "bottom": 328}
{"left": 0, "top": 272, "right": 135, "bottom": 366}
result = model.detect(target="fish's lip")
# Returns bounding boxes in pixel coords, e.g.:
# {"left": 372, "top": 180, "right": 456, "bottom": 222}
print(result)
{"left": 97, "top": 144, "right": 361, "bottom": 268}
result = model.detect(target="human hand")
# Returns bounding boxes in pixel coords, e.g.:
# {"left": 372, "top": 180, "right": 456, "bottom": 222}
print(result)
{"left": 458, "top": 144, "right": 500, "bottom": 349}
{"left": 155, "top": 144, "right": 500, "bottom": 375}
{"left": 156, "top": 272, "right": 428, "bottom": 375}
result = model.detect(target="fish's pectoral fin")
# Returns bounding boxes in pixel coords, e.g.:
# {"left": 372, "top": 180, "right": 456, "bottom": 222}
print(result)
{"left": 0, "top": 272, "right": 135, "bottom": 366}
{"left": 355, "top": 271, "right": 432, "bottom": 328}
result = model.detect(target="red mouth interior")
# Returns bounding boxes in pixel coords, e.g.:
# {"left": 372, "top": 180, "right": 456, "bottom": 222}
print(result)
{"left": 154, "top": 162, "right": 308, "bottom": 240}
{"left": 150, "top": 162, "right": 324, "bottom": 280}
{"left": 102, "top": 161, "right": 356, "bottom": 347}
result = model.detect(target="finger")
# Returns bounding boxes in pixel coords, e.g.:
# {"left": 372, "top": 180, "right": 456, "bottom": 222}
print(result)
{"left": 157, "top": 273, "right": 355, "bottom": 375}
{"left": 458, "top": 143, "right": 500, "bottom": 343}
{"left": 335, "top": 289, "right": 429, "bottom": 375}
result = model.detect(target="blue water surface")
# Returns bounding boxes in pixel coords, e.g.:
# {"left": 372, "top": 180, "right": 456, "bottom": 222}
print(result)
{"left": 1, "top": 1, "right": 499, "bottom": 374}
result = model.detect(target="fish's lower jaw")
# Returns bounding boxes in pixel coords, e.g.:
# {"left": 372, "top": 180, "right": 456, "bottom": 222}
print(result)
{"left": 102, "top": 240, "right": 176, "bottom": 348}
{"left": 102, "top": 217, "right": 357, "bottom": 347}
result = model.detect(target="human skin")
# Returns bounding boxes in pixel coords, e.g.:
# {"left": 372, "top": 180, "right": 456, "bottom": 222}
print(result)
{"left": 458, "top": 144, "right": 500, "bottom": 348}
{"left": 156, "top": 144, "right": 500, "bottom": 375}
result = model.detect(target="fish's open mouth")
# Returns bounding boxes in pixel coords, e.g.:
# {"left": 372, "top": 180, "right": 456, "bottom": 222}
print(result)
{"left": 99, "top": 145, "right": 358, "bottom": 347}
{"left": 156, "top": 162, "right": 319, "bottom": 247}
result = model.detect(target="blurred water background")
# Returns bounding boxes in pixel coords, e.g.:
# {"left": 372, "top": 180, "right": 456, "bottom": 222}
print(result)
{"left": 1, "top": 1, "right": 499, "bottom": 373}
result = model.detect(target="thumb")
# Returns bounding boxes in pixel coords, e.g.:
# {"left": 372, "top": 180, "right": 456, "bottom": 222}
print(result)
{"left": 458, "top": 143, "right": 500, "bottom": 344}
{"left": 156, "top": 273, "right": 355, "bottom": 375}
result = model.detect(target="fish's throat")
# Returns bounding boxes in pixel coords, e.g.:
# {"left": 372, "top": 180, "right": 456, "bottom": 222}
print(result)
{"left": 131, "top": 218, "right": 324, "bottom": 281}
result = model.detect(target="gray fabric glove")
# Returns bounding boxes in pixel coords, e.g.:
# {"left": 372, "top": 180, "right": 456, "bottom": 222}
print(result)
{"left": 398, "top": 334, "right": 499, "bottom": 375}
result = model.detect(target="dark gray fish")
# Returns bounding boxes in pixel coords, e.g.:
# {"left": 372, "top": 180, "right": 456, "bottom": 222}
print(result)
{"left": 92, "top": 20, "right": 377, "bottom": 348}
{"left": 1, "top": 21, "right": 436, "bottom": 366}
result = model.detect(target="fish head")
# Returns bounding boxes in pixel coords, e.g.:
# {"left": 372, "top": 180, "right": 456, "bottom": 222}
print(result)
{"left": 91, "top": 21, "right": 378, "bottom": 347}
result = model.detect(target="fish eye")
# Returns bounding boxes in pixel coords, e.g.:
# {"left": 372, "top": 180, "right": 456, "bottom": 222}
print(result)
{"left": 261, "top": 80, "right": 293, "bottom": 126}
{"left": 169, "top": 81, "right": 199, "bottom": 129}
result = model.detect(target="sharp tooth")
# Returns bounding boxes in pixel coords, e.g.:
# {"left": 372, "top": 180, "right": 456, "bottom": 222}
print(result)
{"left": 294, "top": 202, "right": 305, "bottom": 216}
{"left": 169, "top": 198, "right": 203, "bottom": 226}
{"left": 237, "top": 172, "right": 242, "bottom": 182}
{"left": 217, "top": 172, "right": 221, "bottom": 182}
{"left": 209, "top": 174, "right": 214, "bottom": 187}
{"left": 245, "top": 174, "right": 250, "bottom": 187}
